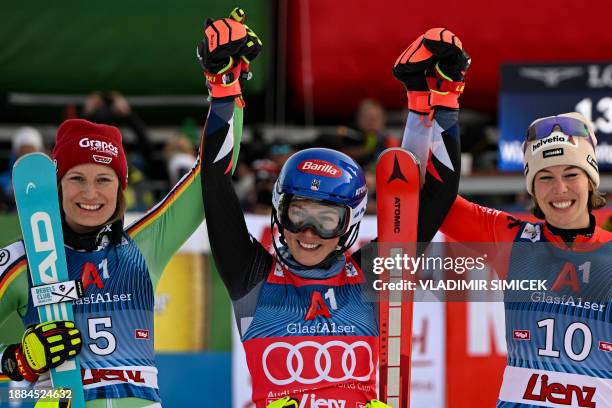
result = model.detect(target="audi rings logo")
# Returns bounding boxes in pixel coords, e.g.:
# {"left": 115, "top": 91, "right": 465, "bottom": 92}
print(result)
{"left": 262, "top": 340, "right": 374, "bottom": 385}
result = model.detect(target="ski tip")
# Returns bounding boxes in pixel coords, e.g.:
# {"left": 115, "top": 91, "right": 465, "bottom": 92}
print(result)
{"left": 375, "top": 147, "right": 420, "bottom": 167}
{"left": 13, "top": 152, "right": 53, "bottom": 170}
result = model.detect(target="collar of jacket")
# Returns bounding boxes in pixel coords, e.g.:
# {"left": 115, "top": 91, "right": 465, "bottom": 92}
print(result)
{"left": 62, "top": 218, "right": 124, "bottom": 251}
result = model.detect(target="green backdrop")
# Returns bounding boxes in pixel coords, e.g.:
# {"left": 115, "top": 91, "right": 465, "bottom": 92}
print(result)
{"left": 0, "top": 214, "right": 22, "bottom": 344}
{"left": 0, "top": 1, "right": 271, "bottom": 95}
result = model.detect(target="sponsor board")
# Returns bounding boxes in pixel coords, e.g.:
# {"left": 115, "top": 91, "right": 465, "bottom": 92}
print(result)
{"left": 499, "top": 62, "right": 612, "bottom": 171}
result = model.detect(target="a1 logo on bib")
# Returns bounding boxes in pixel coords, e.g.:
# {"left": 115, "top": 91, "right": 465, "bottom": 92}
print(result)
{"left": 551, "top": 261, "right": 591, "bottom": 293}
{"left": 304, "top": 291, "right": 332, "bottom": 320}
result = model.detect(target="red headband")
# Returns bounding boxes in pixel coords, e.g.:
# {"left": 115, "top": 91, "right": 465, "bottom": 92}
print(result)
{"left": 52, "top": 119, "right": 128, "bottom": 189}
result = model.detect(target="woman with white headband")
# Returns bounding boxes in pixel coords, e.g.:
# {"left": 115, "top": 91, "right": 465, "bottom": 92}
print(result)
{"left": 404, "top": 105, "right": 611, "bottom": 404}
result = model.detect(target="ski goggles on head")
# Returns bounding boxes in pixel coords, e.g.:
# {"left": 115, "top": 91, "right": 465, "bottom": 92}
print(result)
{"left": 281, "top": 196, "right": 350, "bottom": 239}
{"left": 524, "top": 116, "right": 596, "bottom": 152}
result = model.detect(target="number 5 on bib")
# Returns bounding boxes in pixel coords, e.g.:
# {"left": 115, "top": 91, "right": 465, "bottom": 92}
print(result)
{"left": 13, "top": 153, "right": 86, "bottom": 408}
{"left": 376, "top": 148, "right": 420, "bottom": 408}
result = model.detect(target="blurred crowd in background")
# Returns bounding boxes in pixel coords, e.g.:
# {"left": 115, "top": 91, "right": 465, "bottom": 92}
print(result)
{"left": 0, "top": 90, "right": 609, "bottom": 233}
{"left": 0, "top": 92, "right": 199, "bottom": 213}
{"left": 0, "top": 93, "right": 412, "bottom": 216}
{"left": 2, "top": 1, "right": 611, "bottom": 230}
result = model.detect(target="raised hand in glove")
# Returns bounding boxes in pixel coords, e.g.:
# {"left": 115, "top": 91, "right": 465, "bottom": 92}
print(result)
{"left": 393, "top": 28, "right": 469, "bottom": 111}
{"left": 422, "top": 28, "right": 470, "bottom": 109}
{"left": 229, "top": 7, "right": 263, "bottom": 64}
{"left": 197, "top": 8, "right": 263, "bottom": 99}
{"left": 1, "top": 321, "right": 82, "bottom": 382}
{"left": 393, "top": 32, "right": 437, "bottom": 113}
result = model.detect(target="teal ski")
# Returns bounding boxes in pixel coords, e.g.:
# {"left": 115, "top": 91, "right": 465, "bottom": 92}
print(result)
{"left": 13, "top": 152, "right": 86, "bottom": 408}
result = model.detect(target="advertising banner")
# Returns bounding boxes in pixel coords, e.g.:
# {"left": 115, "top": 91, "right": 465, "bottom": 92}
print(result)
{"left": 499, "top": 62, "right": 612, "bottom": 171}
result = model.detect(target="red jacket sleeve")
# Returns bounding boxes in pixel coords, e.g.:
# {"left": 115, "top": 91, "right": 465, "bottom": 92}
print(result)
{"left": 440, "top": 196, "right": 520, "bottom": 243}
{"left": 440, "top": 196, "right": 525, "bottom": 279}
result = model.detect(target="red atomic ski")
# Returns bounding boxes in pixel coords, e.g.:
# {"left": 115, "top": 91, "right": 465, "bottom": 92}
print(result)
{"left": 376, "top": 147, "right": 420, "bottom": 408}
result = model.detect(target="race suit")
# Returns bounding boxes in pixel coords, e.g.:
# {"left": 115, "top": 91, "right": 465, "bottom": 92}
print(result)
{"left": 0, "top": 116, "right": 210, "bottom": 407}
{"left": 440, "top": 198, "right": 612, "bottom": 408}
{"left": 201, "top": 97, "right": 461, "bottom": 407}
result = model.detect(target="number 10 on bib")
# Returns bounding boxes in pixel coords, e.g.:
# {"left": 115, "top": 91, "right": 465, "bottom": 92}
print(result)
{"left": 376, "top": 148, "right": 420, "bottom": 408}
{"left": 13, "top": 153, "right": 86, "bottom": 408}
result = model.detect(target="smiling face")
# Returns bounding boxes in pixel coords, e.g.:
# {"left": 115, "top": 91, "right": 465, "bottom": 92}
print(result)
{"left": 284, "top": 229, "right": 341, "bottom": 267}
{"left": 283, "top": 199, "right": 343, "bottom": 266}
{"left": 61, "top": 163, "right": 119, "bottom": 233}
{"left": 533, "top": 165, "right": 591, "bottom": 229}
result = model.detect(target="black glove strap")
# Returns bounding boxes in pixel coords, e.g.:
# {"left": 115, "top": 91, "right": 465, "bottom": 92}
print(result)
{"left": 1, "top": 344, "right": 24, "bottom": 381}
{"left": 426, "top": 75, "right": 465, "bottom": 94}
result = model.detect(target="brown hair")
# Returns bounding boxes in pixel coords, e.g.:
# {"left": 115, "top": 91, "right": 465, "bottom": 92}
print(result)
{"left": 106, "top": 186, "right": 127, "bottom": 224}
{"left": 531, "top": 179, "right": 607, "bottom": 219}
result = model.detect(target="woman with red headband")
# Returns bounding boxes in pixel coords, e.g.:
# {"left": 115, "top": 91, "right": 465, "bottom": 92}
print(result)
{"left": 0, "top": 121, "right": 205, "bottom": 408}
{"left": 0, "top": 10, "right": 263, "bottom": 407}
